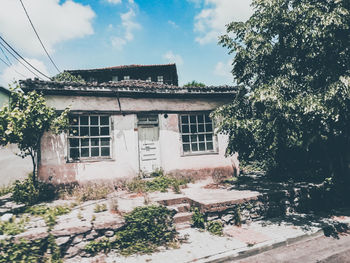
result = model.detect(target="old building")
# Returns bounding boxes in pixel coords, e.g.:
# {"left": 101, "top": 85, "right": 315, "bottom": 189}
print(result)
{"left": 20, "top": 65, "right": 238, "bottom": 184}
{"left": 67, "top": 64, "right": 178, "bottom": 86}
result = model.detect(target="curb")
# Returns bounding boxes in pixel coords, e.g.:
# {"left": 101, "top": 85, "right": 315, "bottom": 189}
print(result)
{"left": 193, "top": 228, "right": 325, "bottom": 263}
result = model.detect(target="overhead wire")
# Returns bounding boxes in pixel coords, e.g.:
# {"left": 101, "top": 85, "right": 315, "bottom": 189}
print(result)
{"left": 0, "top": 56, "right": 27, "bottom": 78}
{"left": 0, "top": 36, "right": 52, "bottom": 80}
{"left": 0, "top": 45, "right": 11, "bottom": 65}
{"left": 19, "top": 0, "right": 61, "bottom": 73}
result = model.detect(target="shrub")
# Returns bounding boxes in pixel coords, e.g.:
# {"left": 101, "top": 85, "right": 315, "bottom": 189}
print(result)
{"left": 206, "top": 221, "right": 223, "bottom": 236}
{"left": 12, "top": 174, "right": 56, "bottom": 205}
{"left": 0, "top": 184, "right": 12, "bottom": 197}
{"left": 25, "top": 205, "right": 71, "bottom": 228}
{"left": 59, "top": 183, "right": 114, "bottom": 202}
{"left": 94, "top": 203, "right": 107, "bottom": 213}
{"left": 0, "top": 215, "right": 28, "bottom": 235}
{"left": 191, "top": 208, "right": 205, "bottom": 229}
{"left": 85, "top": 205, "right": 177, "bottom": 256}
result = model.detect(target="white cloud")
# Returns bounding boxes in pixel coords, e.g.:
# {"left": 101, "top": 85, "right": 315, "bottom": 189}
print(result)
{"left": 168, "top": 20, "right": 179, "bottom": 29}
{"left": 0, "top": 58, "right": 49, "bottom": 87}
{"left": 111, "top": 8, "right": 141, "bottom": 50}
{"left": 106, "top": 0, "right": 122, "bottom": 4}
{"left": 0, "top": 0, "right": 95, "bottom": 56}
{"left": 194, "top": 0, "right": 253, "bottom": 44}
{"left": 214, "top": 59, "right": 233, "bottom": 81}
{"left": 163, "top": 51, "right": 184, "bottom": 66}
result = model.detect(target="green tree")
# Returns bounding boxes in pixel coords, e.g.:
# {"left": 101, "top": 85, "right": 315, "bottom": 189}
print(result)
{"left": 52, "top": 71, "right": 85, "bottom": 83}
{"left": 183, "top": 80, "right": 206, "bottom": 88}
{"left": 0, "top": 85, "right": 69, "bottom": 184}
{"left": 215, "top": 0, "right": 350, "bottom": 189}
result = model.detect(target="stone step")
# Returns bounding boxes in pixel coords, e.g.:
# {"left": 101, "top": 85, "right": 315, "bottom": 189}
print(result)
{"left": 174, "top": 212, "right": 193, "bottom": 224}
{"left": 175, "top": 222, "right": 191, "bottom": 231}
{"left": 167, "top": 203, "right": 190, "bottom": 213}
{"left": 158, "top": 197, "right": 189, "bottom": 206}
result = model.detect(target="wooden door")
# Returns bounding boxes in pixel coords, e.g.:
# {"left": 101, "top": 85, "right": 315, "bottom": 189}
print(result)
{"left": 138, "top": 126, "right": 160, "bottom": 173}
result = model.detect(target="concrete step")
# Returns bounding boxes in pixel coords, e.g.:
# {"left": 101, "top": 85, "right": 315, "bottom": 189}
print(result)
{"left": 158, "top": 197, "right": 189, "bottom": 206}
{"left": 174, "top": 212, "right": 193, "bottom": 224}
{"left": 175, "top": 222, "right": 191, "bottom": 231}
{"left": 167, "top": 203, "right": 190, "bottom": 213}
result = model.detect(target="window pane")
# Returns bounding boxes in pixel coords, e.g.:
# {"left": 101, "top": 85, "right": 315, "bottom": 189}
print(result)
{"left": 69, "top": 117, "right": 78, "bottom": 125}
{"left": 80, "top": 116, "right": 88, "bottom": 125}
{"left": 69, "top": 127, "right": 79, "bottom": 136}
{"left": 197, "top": 115, "right": 204, "bottom": 123}
{"left": 198, "top": 124, "right": 204, "bottom": 132}
{"left": 206, "top": 134, "right": 213, "bottom": 141}
{"left": 80, "top": 127, "right": 89, "bottom": 136}
{"left": 90, "top": 127, "right": 99, "bottom": 136}
{"left": 183, "top": 144, "right": 190, "bottom": 152}
{"left": 90, "top": 116, "right": 98, "bottom": 125}
{"left": 81, "top": 148, "right": 89, "bottom": 157}
{"left": 100, "top": 116, "right": 109, "bottom": 125}
{"left": 204, "top": 115, "right": 211, "bottom": 122}
{"left": 101, "top": 147, "right": 110, "bottom": 156}
{"left": 69, "top": 138, "right": 79, "bottom": 147}
{"left": 81, "top": 139, "right": 89, "bottom": 147}
{"left": 207, "top": 142, "right": 213, "bottom": 150}
{"left": 91, "top": 138, "right": 99, "bottom": 146}
{"left": 190, "top": 116, "right": 196, "bottom": 123}
{"left": 101, "top": 138, "right": 110, "bottom": 146}
{"left": 199, "top": 143, "right": 205, "bottom": 151}
{"left": 190, "top": 135, "right": 197, "bottom": 142}
{"left": 198, "top": 134, "right": 205, "bottom": 142}
{"left": 100, "top": 127, "right": 109, "bottom": 136}
{"left": 191, "top": 143, "right": 198, "bottom": 151}
{"left": 181, "top": 125, "right": 189, "bottom": 133}
{"left": 190, "top": 125, "right": 197, "bottom": 133}
{"left": 182, "top": 135, "right": 189, "bottom": 143}
{"left": 181, "top": 115, "right": 188, "bottom": 124}
{"left": 70, "top": 148, "right": 79, "bottom": 159}
{"left": 205, "top": 123, "right": 213, "bottom": 132}
{"left": 91, "top": 147, "right": 99, "bottom": 157}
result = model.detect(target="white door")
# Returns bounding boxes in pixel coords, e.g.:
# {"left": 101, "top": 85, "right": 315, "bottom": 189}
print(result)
{"left": 138, "top": 126, "right": 161, "bottom": 173}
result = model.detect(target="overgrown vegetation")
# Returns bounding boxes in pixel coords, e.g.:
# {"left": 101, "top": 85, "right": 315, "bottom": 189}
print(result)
{"left": 94, "top": 203, "right": 107, "bottom": 213}
{"left": 191, "top": 208, "right": 223, "bottom": 236}
{"left": 206, "top": 221, "right": 223, "bottom": 236}
{"left": 191, "top": 208, "right": 205, "bottom": 229}
{"left": 25, "top": 204, "right": 71, "bottom": 228}
{"left": 0, "top": 215, "right": 29, "bottom": 236}
{"left": 85, "top": 205, "right": 177, "bottom": 256}
{"left": 183, "top": 81, "right": 206, "bottom": 88}
{"left": 52, "top": 71, "right": 85, "bottom": 83}
{"left": 0, "top": 184, "right": 12, "bottom": 197}
{"left": 59, "top": 183, "right": 114, "bottom": 202}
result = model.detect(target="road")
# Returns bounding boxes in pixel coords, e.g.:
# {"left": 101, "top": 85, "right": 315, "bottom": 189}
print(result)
{"left": 234, "top": 233, "right": 350, "bottom": 263}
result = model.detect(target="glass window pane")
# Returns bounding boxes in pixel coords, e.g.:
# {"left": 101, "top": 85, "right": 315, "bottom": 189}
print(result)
{"left": 91, "top": 138, "right": 99, "bottom": 146}
{"left": 101, "top": 138, "right": 110, "bottom": 146}
{"left": 81, "top": 148, "right": 89, "bottom": 157}
{"left": 80, "top": 127, "right": 89, "bottom": 136}
{"left": 70, "top": 148, "right": 79, "bottom": 159}
{"left": 198, "top": 134, "right": 204, "bottom": 142}
{"left": 80, "top": 116, "right": 88, "bottom": 125}
{"left": 207, "top": 142, "right": 213, "bottom": 150}
{"left": 100, "top": 116, "right": 109, "bottom": 125}
{"left": 91, "top": 147, "right": 99, "bottom": 157}
{"left": 198, "top": 124, "right": 204, "bottom": 132}
{"left": 101, "top": 147, "right": 110, "bottom": 156}
{"left": 90, "top": 127, "right": 99, "bottom": 136}
{"left": 90, "top": 116, "right": 98, "bottom": 125}
{"left": 204, "top": 115, "right": 211, "bottom": 123}
{"left": 182, "top": 135, "right": 189, "bottom": 143}
{"left": 69, "top": 127, "right": 79, "bottom": 136}
{"left": 69, "top": 116, "right": 78, "bottom": 125}
{"left": 197, "top": 115, "right": 204, "bottom": 123}
{"left": 190, "top": 135, "right": 197, "bottom": 142}
{"left": 183, "top": 144, "right": 190, "bottom": 152}
{"left": 69, "top": 138, "right": 79, "bottom": 147}
{"left": 81, "top": 139, "right": 89, "bottom": 147}
{"left": 199, "top": 143, "right": 205, "bottom": 151}
{"left": 205, "top": 123, "right": 213, "bottom": 132}
{"left": 181, "top": 125, "right": 189, "bottom": 133}
{"left": 191, "top": 143, "right": 198, "bottom": 152}
{"left": 206, "top": 134, "right": 213, "bottom": 141}
{"left": 181, "top": 116, "right": 188, "bottom": 124}
{"left": 100, "top": 127, "right": 109, "bottom": 136}
{"left": 190, "top": 125, "right": 197, "bottom": 133}
{"left": 190, "top": 116, "right": 196, "bottom": 123}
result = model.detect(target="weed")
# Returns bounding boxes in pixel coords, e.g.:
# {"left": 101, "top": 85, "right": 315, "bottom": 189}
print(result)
{"left": 233, "top": 205, "right": 242, "bottom": 226}
{"left": 94, "top": 203, "right": 107, "bottom": 213}
{"left": 0, "top": 215, "right": 29, "bottom": 235}
{"left": 0, "top": 184, "right": 12, "bottom": 197}
{"left": 25, "top": 204, "right": 71, "bottom": 228}
{"left": 191, "top": 208, "right": 205, "bottom": 229}
{"left": 59, "top": 183, "right": 114, "bottom": 202}
{"left": 206, "top": 221, "right": 223, "bottom": 236}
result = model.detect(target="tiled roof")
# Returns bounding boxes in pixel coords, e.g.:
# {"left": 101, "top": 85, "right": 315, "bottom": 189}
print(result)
{"left": 66, "top": 63, "right": 176, "bottom": 73}
{"left": 0, "top": 86, "right": 10, "bottom": 95}
{"left": 20, "top": 79, "right": 238, "bottom": 96}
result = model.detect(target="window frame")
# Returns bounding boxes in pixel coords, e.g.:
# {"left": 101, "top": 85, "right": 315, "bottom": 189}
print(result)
{"left": 179, "top": 113, "right": 218, "bottom": 156}
{"left": 67, "top": 114, "right": 112, "bottom": 162}
{"left": 123, "top": 75, "right": 130, "bottom": 80}
{"left": 157, "top": 76, "right": 163, "bottom": 84}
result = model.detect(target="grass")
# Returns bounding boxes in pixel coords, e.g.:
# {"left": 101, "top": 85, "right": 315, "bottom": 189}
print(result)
{"left": 59, "top": 183, "right": 115, "bottom": 202}
{"left": 0, "top": 184, "right": 12, "bottom": 197}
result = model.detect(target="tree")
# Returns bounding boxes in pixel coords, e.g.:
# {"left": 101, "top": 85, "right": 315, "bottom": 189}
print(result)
{"left": 0, "top": 85, "right": 69, "bottom": 184}
{"left": 52, "top": 71, "right": 85, "bottom": 83}
{"left": 215, "top": 0, "right": 350, "bottom": 189}
{"left": 183, "top": 81, "right": 206, "bottom": 88}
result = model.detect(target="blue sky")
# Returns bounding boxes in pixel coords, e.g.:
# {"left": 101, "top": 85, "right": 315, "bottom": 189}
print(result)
{"left": 0, "top": 0, "right": 252, "bottom": 87}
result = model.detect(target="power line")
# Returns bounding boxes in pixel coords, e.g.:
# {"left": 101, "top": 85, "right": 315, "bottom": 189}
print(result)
{"left": 19, "top": 0, "right": 61, "bottom": 73}
{"left": 0, "top": 39, "right": 44, "bottom": 80}
{"left": 0, "top": 45, "right": 11, "bottom": 65}
{"left": 0, "top": 56, "right": 27, "bottom": 78}
{"left": 0, "top": 36, "right": 51, "bottom": 80}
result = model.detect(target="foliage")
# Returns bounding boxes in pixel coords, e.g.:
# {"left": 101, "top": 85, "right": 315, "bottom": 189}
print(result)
{"left": 233, "top": 205, "right": 242, "bottom": 227}
{"left": 183, "top": 81, "right": 206, "bottom": 88}
{"left": 25, "top": 204, "right": 71, "bottom": 228}
{"left": 0, "top": 235, "right": 62, "bottom": 263}
{"left": 216, "top": 0, "right": 350, "bottom": 192}
{"left": 0, "top": 86, "right": 69, "bottom": 182}
{"left": 52, "top": 71, "right": 85, "bottom": 83}
{"left": 12, "top": 174, "right": 56, "bottom": 205}
{"left": 127, "top": 175, "right": 190, "bottom": 193}
{"left": 94, "top": 203, "right": 107, "bottom": 213}
{"left": 0, "top": 215, "right": 28, "bottom": 235}
{"left": 191, "top": 208, "right": 205, "bottom": 229}
{"left": 0, "top": 184, "right": 12, "bottom": 197}
{"left": 85, "top": 205, "right": 177, "bottom": 256}
{"left": 206, "top": 221, "right": 223, "bottom": 236}
{"left": 59, "top": 183, "right": 114, "bottom": 202}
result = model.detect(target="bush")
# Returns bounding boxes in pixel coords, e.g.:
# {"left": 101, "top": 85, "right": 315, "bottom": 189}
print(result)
{"left": 85, "top": 205, "right": 177, "bottom": 256}
{"left": 191, "top": 208, "right": 205, "bottom": 229}
{"left": 206, "top": 221, "right": 223, "bottom": 236}
{"left": 12, "top": 174, "right": 56, "bottom": 205}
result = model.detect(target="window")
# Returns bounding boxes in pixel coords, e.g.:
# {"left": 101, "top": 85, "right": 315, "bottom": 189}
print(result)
{"left": 138, "top": 115, "right": 158, "bottom": 125}
{"left": 146, "top": 77, "right": 152, "bottom": 82}
{"left": 124, "top": 76, "right": 130, "bottom": 80}
{"left": 68, "top": 115, "right": 111, "bottom": 160}
{"left": 180, "top": 113, "right": 215, "bottom": 154}
{"left": 112, "top": 76, "right": 118, "bottom": 82}
{"left": 157, "top": 76, "right": 163, "bottom": 84}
